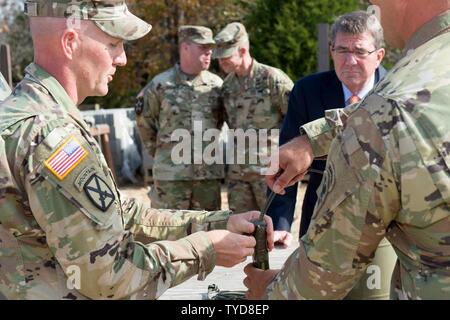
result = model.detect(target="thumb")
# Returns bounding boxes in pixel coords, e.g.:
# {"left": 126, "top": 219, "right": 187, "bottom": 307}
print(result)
{"left": 240, "top": 220, "right": 256, "bottom": 235}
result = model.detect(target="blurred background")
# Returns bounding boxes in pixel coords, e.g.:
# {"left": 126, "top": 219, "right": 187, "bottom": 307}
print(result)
{"left": 0, "top": 0, "right": 401, "bottom": 198}
{"left": 0, "top": 0, "right": 400, "bottom": 110}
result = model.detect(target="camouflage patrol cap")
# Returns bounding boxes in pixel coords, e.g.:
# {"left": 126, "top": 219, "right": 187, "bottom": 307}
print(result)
{"left": 24, "top": 1, "right": 152, "bottom": 41}
{"left": 178, "top": 25, "right": 215, "bottom": 45}
{"left": 213, "top": 22, "right": 248, "bottom": 59}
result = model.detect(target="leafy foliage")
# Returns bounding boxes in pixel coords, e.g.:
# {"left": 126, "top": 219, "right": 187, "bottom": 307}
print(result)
{"left": 1, "top": 0, "right": 402, "bottom": 109}
{"left": 84, "top": 0, "right": 250, "bottom": 108}
{"left": 244, "top": 0, "right": 362, "bottom": 80}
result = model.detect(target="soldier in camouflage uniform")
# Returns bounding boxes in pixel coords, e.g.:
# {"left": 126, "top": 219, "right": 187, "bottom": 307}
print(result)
{"left": 244, "top": 0, "right": 450, "bottom": 300}
{"left": 0, "top": 0, "right": 273, "bottom": 300}
{"left": 0, "top": 72, "right": 11, "bottom": 101}
{"left": 214, "top": 22, "right": 294, "bottom": 213}
{"left": 136, "top": 26, "right": 225, "bottom": 211}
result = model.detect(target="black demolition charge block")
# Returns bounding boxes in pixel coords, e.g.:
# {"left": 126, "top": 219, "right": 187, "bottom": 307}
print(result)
{"left": 251, "top": 219, "right": 269, "bottom": 270}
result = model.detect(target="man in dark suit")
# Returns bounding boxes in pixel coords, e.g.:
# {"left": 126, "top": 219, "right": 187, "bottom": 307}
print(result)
{"left": 268, "top": 11, "right": 386, "bottom": 241}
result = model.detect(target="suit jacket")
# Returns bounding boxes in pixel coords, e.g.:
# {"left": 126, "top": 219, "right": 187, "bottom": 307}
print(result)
{"left": 267, "top": 67, "right": 386, "bottom": 234}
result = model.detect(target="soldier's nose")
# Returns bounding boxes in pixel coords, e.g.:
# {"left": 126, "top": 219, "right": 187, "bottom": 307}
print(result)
{"left": 114, "top": 50, "right": 127, "bottom": 67}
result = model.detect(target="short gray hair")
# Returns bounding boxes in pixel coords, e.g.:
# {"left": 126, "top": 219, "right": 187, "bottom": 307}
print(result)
{"left": 330, "top": 11, "right": 384, "bottom": 49}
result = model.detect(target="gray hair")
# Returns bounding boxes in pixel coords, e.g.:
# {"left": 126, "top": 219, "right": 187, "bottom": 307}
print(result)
{"left": 330, "top": 11, "right": 384, "bottom": 49}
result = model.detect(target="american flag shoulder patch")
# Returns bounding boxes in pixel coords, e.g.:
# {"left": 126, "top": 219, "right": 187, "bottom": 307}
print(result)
{"left": 45, "top": 136, "right": 88, "bottom": 180}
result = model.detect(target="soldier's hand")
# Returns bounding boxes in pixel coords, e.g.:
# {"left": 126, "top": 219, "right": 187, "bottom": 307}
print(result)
{"left": 227, "top": 211, "right": 274, "bottom": 251}
{"left": 266, "top": 135, "right": 314, "bottom": 195}
{"left": 273, "top": 230, "right": 293, "bottom": 248}
{"left": 207, "top": 230, "right": 256, "bottom": 267}
{"left": 243, "top": 263, "right": 279, "bottom": 299}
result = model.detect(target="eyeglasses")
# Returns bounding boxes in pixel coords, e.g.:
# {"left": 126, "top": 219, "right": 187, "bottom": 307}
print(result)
{"left": 331, "top": 47, "right": 379, "bottom": 58}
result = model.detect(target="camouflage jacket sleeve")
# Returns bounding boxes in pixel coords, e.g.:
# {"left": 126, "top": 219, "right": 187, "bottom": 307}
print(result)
{"left": 20, "top": 117, "right": 230, "bottom": 299}
{"left": 301, "top": 102, "right": 360, "bottom": 157}
{"left": 270, "top": 71, "right": 294, "bottom": 115}
{"left": 121, "top": 196, "right": 230, "bottom": 243}
{"left": 135, "top": 81, "right": 160, "bottom": 158}
{"left": 266, "top": 101, "right": 400, "bottom": 299}
{"left": 0, "top": 72, "right": 11, "bottom": 101}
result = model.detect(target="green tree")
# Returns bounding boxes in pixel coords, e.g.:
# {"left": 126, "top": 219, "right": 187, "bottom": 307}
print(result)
{"left": 1, "top": 0, "right": 33, "bottom": 83}
{"left": 1, "top": 0, "right": 402, "bottom": 109}
{"left": 86, "top": 0, "right": 251, "bottom": 109}
{"left": 244, "top": 0, "right": 362, "bottom": 80}
{"left": 5, "top": 13, "right": 33, "bottom": 83}
{"left": 1, "top": 0, "right": 251, "bottom": 109}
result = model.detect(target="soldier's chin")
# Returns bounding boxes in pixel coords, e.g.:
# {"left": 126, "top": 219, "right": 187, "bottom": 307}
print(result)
{"left": 93, "top": 85, "right": 109, "bottom": 97}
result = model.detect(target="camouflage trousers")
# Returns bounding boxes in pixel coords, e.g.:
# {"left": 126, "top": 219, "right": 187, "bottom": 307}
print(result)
{"left": 150, "top": 179, "right": 221, "bottom": 210}
{"left": 227, "top": 179, "right": 267, "bottom": 213}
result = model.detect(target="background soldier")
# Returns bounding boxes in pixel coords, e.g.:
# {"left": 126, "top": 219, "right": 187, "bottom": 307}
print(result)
{"left": 0, "top": 72, "right": 10, "bottom": 101}
{"left": 214, "top": 22, "right": 294, "bottom": 214}
{"left": 136, "top": 25, "right": 225, "bottom": 211}
{"left": 245, "top": 0, "right": 450, "bottom": 300}
{"left": 0, "top": 0, "right": 273, "bottom": 300}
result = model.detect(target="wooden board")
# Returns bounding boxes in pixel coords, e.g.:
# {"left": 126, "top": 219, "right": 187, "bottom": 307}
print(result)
{"left": 159, "top": 242, "right": 299, "bottom": 300}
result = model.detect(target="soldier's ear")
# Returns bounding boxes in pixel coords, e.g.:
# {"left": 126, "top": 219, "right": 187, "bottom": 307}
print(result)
{"left": 179, "top": 41, "right": 189, "bottom": 53}
{"left": 61, "top": 29, "right": 80, "bottom": 60}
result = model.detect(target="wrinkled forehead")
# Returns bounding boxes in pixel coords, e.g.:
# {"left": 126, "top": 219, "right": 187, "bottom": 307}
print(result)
{"left": 333, "top": 31, "right": 376, "bottom": 48}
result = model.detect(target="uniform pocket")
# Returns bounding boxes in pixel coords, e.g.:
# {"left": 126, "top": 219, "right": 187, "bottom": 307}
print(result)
{"left": 251, "top": 90, "right": 276, "bottom": 128}
{"left": 313, "top": 131, "right": 366, "bottom": 217}
{"left": 309, "top": 129, "right": 369, "bottom": 243}
{"left": 396, "top": 129, "right": 450, "bottom": 227}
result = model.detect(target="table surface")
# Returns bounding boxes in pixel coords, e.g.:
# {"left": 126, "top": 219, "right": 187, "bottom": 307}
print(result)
{"left": 159, "top": 243, "right": 299, "bottom": 300}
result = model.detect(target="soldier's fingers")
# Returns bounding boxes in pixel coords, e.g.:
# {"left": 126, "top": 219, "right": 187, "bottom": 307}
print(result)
{"left": 239, "top": 248, "right": 254, "bottom": 259}
{"left": 239, "top": 234, "right": 257, "bottom": 248}
{"left": 248, "top": 210, "right": 262, "bottom": 220}
{"left": 227, "top": 211, "right": 261, "bottom": 234}
{"left": 265, "top": 172, "right": 277, "bottom": 190}
{"left": 287, "top": 173, "right": 306, "bottom": 187}
{"left": 272, "top": 166, "right": 300, "bottom": 194}
{"left": 239, "top": 219, "right": 256, "bottom": 235}
{"left": 263, "top": 216, "right": 275, "bottom": 251}
{"left": 244, "top": 262, "right": 256, "bottom": 275}
{"left": 243, "top": 276, "right": 251, "bottom": 289}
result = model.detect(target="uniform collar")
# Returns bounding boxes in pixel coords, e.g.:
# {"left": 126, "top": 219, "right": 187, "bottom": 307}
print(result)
{"left": 247, "top": 58, "right": 259, "bottom": 78}
{"left": 230, "top": 59, "right": 260, "bottom": 87}
{"left": 404, "top": 10, "right": 450, "bottom": 53}
{"left": 238, "top": 58, "right": 259, "bottom": 80}
{"left": 24, "top": 63, "right": 88, "bottom": 130}
{"left": 174, "top": 63, "right": 207, "bottom": 86}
